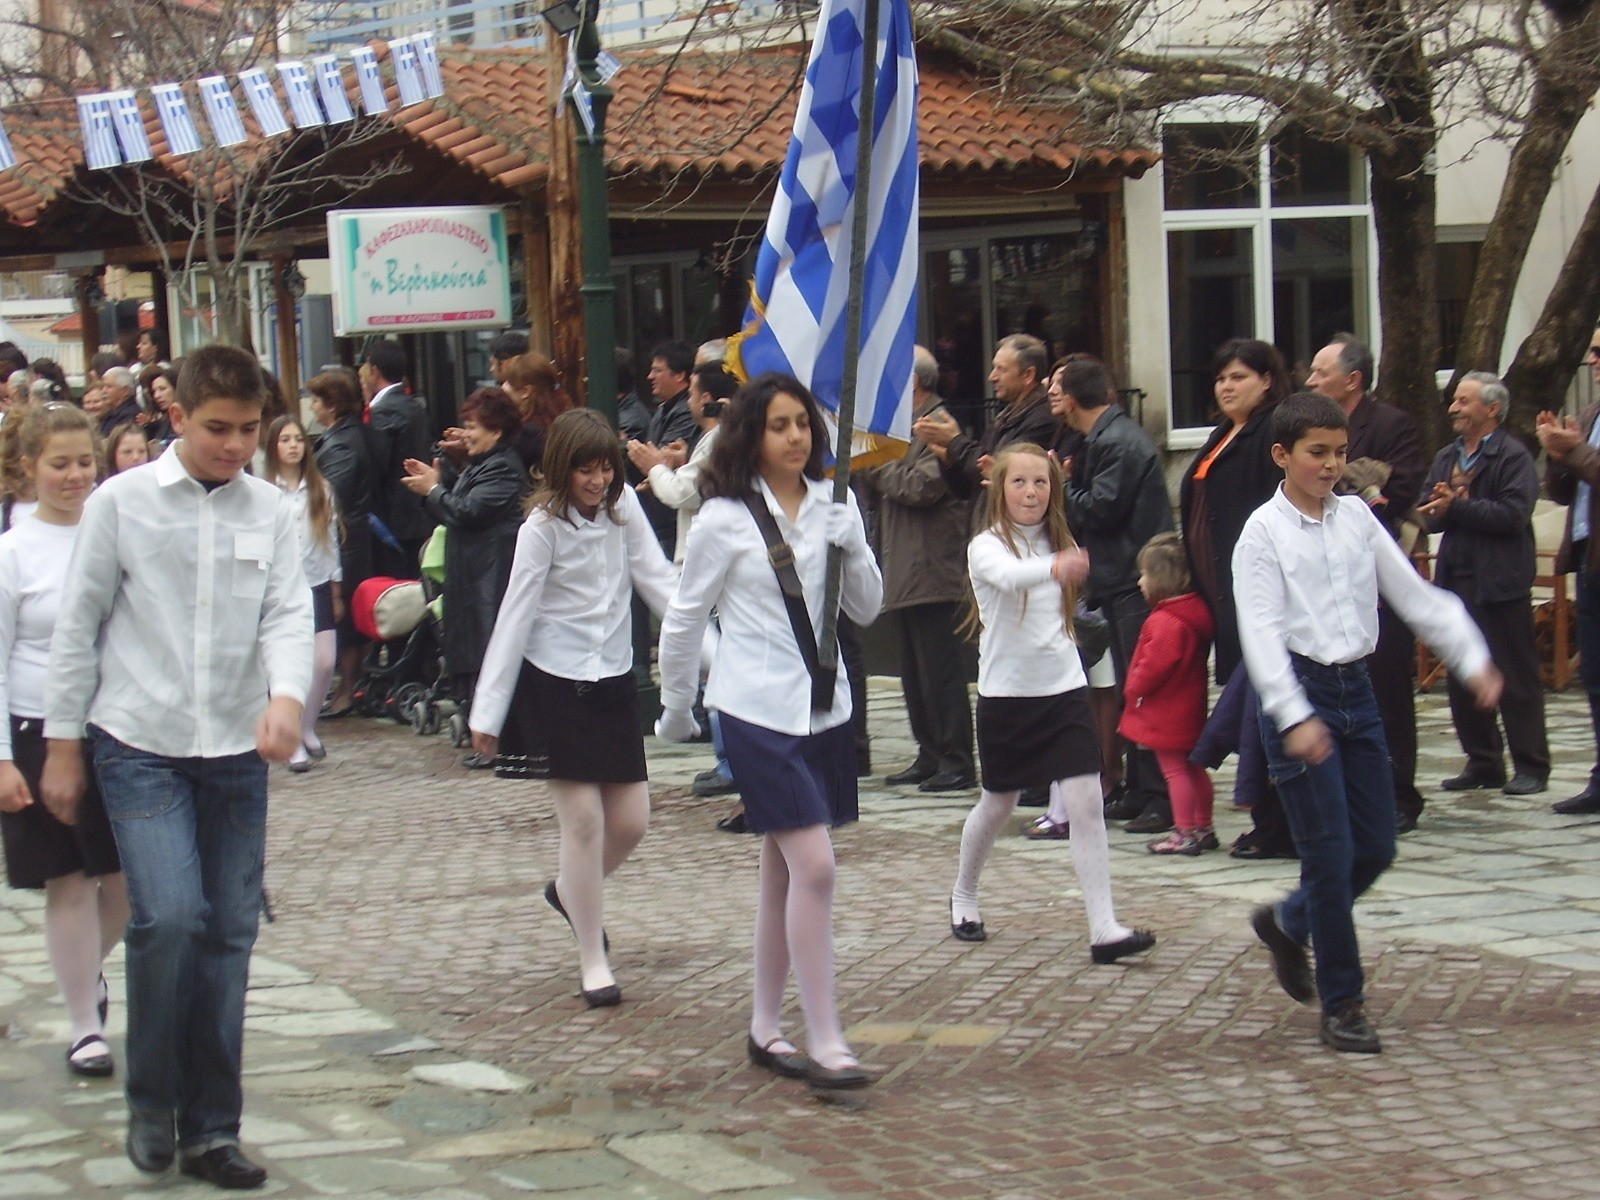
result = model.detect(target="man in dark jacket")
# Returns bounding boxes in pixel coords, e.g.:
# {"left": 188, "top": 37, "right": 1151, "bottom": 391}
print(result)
{"left": 1419, "top": 371, "right": 1548, "bottom": 796}
{"left": 361, "top": 340, "right": 434, "bottom": 578}
{"left": 857, "top": 346, "right": 976, "bottom": 793}
{"left": 1054, "top": 357, "right": 1175, "bottom": 831}
{"left": 913, "top": 334, "right": 1059, "bottom": 505}
{"left": 1308, "top": 333, "right": 1430, "bottom": 831}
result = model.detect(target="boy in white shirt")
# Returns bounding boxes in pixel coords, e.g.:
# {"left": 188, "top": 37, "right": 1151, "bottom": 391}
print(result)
{"left": 42, "top": 344, "right": 312, "bottom": 1189}
{"left": 1233, "top": 392, "right": 1499, "bottom": 1055}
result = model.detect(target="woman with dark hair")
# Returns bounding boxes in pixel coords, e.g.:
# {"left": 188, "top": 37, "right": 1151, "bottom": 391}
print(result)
{"left": 656, "top": 373, "right": 883, "bottom": 1092}
{"left": 469, "top": 408, "right": 677, "bottom": 1009}
{"left": 307, "top": 369, "right": 376, "bottom": 717}
{"left": 138, "top": 365, "right": 179, "bottom": 447}
{"left": 1179, "top": 337, "right": 1295, "bottom": 859}
{"left": 497, "top": 352, "right": 570, "bottom": 474}
{"left": 401, "top": 386, "right": 530, "bottom": 755}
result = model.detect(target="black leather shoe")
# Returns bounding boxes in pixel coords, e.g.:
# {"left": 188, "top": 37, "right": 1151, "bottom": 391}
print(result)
{"left": 1440, "top": 768, "right": 1505, "bottom": 791}
{"left": 1230, "top": 833, "right": 1298, "bottom": 860}
{"left": 178, "top": 1145, "right": 268, "bottom": 1189}
{"left": 885, "top": 764, "right": 935, "bottom": 785}
{"left": 1089, "top": 929, "right": 1155, "bottom": 964}
{"left": 1123, "top": 806, "right": 1173, "bottom": 834}
{"left": 1319, "top": 1000, "right": 1382, "bottom": 1054}
{"left": 1251, "top": 905, "right": 1315, "bottom": 1004}
{"left": 126, "top": 1111, "right": 176, "bottom": 1173}
{"left": 582, "top": 984, "right": 622, "bottom": 1008}
{"left": 1503, "top": 773, "right": 1548, "bottom": 796}
{"left": 951, "top": 918, "right": 987, "bottom": 942}
{"left": 692, "top": 769, "right": 738, "bottom": 797}
{"left": 1552, "top": 786, "right": 1600, "bottom": 815}
{"left": 1395, "top": 809, "right": 1420, "bottom": 835}
{"left": 716, "top": 810, "right": 750, "bottom": 834}
{"left": 746, "top": 1033, "right": 808, "bottom": 1078}
{"left": 919, "top": 771, "right": 976, "bottom": 793}
{"left": 805, "top": 1060, "right": 871, "bottom": 1091}
{"left": 544, "top": 880, "right": 609, "bottom": 952}
{"left": 1102, "top": 785, "right": 1144, "bottom": 822}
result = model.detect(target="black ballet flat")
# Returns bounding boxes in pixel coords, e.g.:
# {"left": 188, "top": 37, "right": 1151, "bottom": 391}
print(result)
{"left": 545, "top": 880, "right": 610, "bottom": 952}
{"left": 582, "top": 984, "right": 622, "bottom": 1009}
{"left": 1090, "top": 929, "right": 1156, "bottom": 965}
{"left": 805, "top": 1059, "right": 871, "bottom": 1091}
{"left": 951, "top": 918, "right": 987, "bottom": 943}
{"left": 747, "top": 1034, "right": 808, "bottom": 1079}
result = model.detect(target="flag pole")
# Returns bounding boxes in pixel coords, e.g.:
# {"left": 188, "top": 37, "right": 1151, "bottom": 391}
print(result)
{"left": 817, "top": 0, "right": 881, "bottom": 681}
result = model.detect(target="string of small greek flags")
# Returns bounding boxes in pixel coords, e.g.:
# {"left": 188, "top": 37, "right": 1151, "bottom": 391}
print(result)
{"left": 0, "top": 32, "right": 451, "bottom": 174}
{"left": 558, "top": 41, "right": 623, "bottom": 139}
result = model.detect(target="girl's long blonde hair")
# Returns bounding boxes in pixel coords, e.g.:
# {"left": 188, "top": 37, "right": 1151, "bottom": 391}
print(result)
{"left": 960, "top": 443, "right": 1078, "bottom": 639}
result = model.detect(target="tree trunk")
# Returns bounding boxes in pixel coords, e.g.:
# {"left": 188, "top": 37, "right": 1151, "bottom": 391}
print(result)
{"left": 1369, "top": 141, "right": 1447, "bottom": 447}
{"left": 1504, "top": 179, "right": 1600, "bottom": 424}
{"left": 1453, "top": 5, "right": 1600, "bottom": 374}
{"left": 547, "top": 29, "right": 586, "bottom": 406}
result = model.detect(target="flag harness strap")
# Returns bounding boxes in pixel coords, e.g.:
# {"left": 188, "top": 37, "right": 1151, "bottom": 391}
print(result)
{"left": 741, "top": 493, "right": 837, "bottom": 712}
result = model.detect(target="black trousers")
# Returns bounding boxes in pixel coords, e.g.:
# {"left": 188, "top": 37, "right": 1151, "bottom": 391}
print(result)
{"left": 1101, "top": 588, "right": 1171, "bottom": 813}
{"left": 1370, "top": 602, "right": 1424, "bottom": 821}
{"left": 839, "top": 617, "right": 871, "bottom": 772}
{"left": 1448, "top": 595, "right": 1549, "bottom": 780}
{"left": 893, "top": 601, "right": 974, "bottom": 777}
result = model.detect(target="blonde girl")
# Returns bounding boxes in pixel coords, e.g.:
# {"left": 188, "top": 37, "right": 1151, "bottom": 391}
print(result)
{"left": 0, "top": 401, "right": 129, "bottom": 1076}
{"left": 261, "top": 415, "right": 342, "bottom": 771}
{"left": 950, "top": 443, "right": 1154, "bottom": 963}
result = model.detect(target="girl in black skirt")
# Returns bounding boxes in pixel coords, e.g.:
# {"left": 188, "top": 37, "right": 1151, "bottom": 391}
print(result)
{"left": 0, "top": 401, "right": 129, "bottom": 1076}
{"left": 656, "top": 374, "right": 883, "bottom": 1091}
{"left": 950, "top": 443, "right": 1153, "bottom": 963}
{"left": 469, "top": 409, "right": 678, "bottom": 1008}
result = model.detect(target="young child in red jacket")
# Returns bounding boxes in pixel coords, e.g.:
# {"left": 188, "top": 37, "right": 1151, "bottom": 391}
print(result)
{"left": 1120, "top": 533, "right": 1217, "bottom": 855}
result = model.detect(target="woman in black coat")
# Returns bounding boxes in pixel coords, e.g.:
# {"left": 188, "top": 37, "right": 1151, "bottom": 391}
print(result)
{"left": 401, "top": 387, "right": 530, "bottom": 695}
{"left": 1177, "top": 338, "right": 1293, "bottom": 859}
{"left": 308, "top": 368, "right": 377, "bottom": 715}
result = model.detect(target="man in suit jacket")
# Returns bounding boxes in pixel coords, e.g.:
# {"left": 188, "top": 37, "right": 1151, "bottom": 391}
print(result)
{"left": 361, "top": 340, "right": 433, "bottom": 579}
{"left": 1307, "top": 333, "right": 1429, "bottom": 830}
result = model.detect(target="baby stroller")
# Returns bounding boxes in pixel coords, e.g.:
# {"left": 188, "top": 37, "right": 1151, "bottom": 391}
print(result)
{"left": 407, "top": 528, "right": 476, "bottom": 749}
{"left": 350, "top": 574, "right": 444, "bottom": 725}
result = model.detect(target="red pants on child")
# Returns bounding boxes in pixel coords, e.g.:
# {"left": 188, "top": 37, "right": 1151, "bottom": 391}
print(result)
{"left": 1155, "top": 749, "right": 1214, "bottom": 831}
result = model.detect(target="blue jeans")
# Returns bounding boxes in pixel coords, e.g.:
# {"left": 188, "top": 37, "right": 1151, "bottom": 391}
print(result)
{"left": 91, "top": 729, "right": 268, "bottom": 1152}
{"left": 1258, "top": 657, "right": 1395, "bottom": 1015}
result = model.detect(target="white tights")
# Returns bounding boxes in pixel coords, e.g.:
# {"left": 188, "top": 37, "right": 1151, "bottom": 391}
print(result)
{"left": 750, "top": 825, "right": 854, "bottom": 1071}
{"left": 293, "top": 630, "right": 337, "bottom": 763}
{"left": 951, "top": 773, "right": 1132, "bottom": 945}
{"left": 44, "top": 871, "right": 129, "bottom": 1043}
{"left": 550, "top": 780, "right": 649, "bottom": 993}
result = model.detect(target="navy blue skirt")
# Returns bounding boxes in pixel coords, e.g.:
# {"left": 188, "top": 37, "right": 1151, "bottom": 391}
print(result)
{"left": 719, "top": 713, "right": 857, "bottom": 834}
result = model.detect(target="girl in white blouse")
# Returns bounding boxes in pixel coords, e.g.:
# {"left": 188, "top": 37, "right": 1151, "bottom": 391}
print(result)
{"left": 470, "top": 409, "right": 678, "bottom": 1009}
{"left": 0, "top": 401, "right": 129, "bottom": 1077}
{"left": 656, "top": 374, "right": 883, "bottom": 1092}
{"left": 261, "top": 416, "right": 342, "bottom": 772}
{"left": 951, "top": 444, "right": 1154, "bottom": 965}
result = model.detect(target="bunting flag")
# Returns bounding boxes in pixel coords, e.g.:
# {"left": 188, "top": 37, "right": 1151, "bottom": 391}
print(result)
{"left": 350, "top": 46, "right": 389, "bottom": 116}
{"left": 239, "top": 67, "right": 290, "bottom": 137}
{"left": 77, "top": 94, "right": 121, "bottom": 169}
{"left": 0, "top": 113, "right": 14, "bottom": 170}
{"left": 390, "top": 37, "right": 426, "bottom": 107}
{"left": 277, "top": 61, "right": 325, "bottom": 128}
{"left": 198, "top": 75, "right": 249, "bottom": 146}
{"left": 414, "top": 30, "right": 446, "bottom": 99}
{"left": 313, "top": 55, "right": 355, "bottom": 124}
{"left": 727, "top": 0, "right": 921, "bottom": 458}
{"left": 151, "top": 83, "right": 202, "bottom": 155}
{"left": 109, "top": 90, "right": 153, "bottom": 162}
{"left": 597, "top": 48, "right": 622, "bottom": 84}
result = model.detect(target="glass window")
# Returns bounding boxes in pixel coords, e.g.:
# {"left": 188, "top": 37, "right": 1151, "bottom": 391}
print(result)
{"left": 1270, "top": 216, "right": 1369, "bottom": 384}
{"left": 1162, "top": 124, "right": 1259, "bottom": 211}
{"left": 1167, "top": 227, "right": 1254, "bottom": 430}
{"left": 1269, "top": 127, "right": 1365, "bottom": 207}
{"left": 1436, "top": 240, "right": 1482, "bottom": 372}
{"left": 923, "top": 247, "right": 987, "bottom": 412}
{"left": 992, "top": 230, "right": 1103, "bottom": 366}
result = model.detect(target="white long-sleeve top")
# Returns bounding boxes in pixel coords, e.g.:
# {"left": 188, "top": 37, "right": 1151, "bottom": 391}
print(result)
{"left": 1234, "top": 487, "right": 1490, "bottom": 733}
{"left": 471, "top": 484, "right": 677, "bottom": 737}
{"left": 969, "top": 522, "right": 1087, "bottom": 698}
{"left": 646, "top": 424, "right": 719, "bottom": 565}
{"left": 0, "top": 517, "right": 78, "bottom": 757}
{"left": 277, "top": 474, "right": 342, "bottom": 588}
{"left": 45, "top": 442, "right": 313, "bottom": 757}
{"left": 658, "top": 477, "right": 883, "bottom": 737}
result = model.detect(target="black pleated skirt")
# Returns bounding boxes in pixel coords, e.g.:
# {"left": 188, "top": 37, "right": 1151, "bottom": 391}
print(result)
{"left": 494, "top": 661, "right": 647, "bottom": 783}
{"left": 975, "top": 688, "right": 1100, "bottom": 792}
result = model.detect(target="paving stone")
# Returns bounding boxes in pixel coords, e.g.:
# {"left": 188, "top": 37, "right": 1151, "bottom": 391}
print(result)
{"left": 608, "top": 1132, "right": 795, "bottom": 1193}
{"left": 269, "top": 1136, "right": 410, "bottom": 1159}
{"left": 412, "top": 1126, "right": 594, "bottom": 1159}
{"left": 384, "top": 1096, "right": 504, "bottom": 1137}
{"left": 410, "top": 1062, "right": 532, "bottom": 1094}
{"left": 489, "top": 1149, "right": 634, "bottom": 1192}
{"left": 247, "top": 1009, "right": 396, "bottom": 1037}
{"left": 278, "top": 1157, "right": 461, "bottom": 1194}
{"left": 0, "top": 1174, "right": 69, "bottom": 1197}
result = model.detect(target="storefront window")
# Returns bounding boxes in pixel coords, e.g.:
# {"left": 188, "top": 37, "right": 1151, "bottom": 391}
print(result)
{"left": 1168, "top": 227, "right": 1254, "bottom": 431}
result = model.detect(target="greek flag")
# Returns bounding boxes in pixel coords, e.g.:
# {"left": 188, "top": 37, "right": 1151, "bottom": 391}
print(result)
{"left": 350, "top": 47, "right": 388, "bottom": 116}
{"left": 731, "top": 0, "right": 919, "bottom": 452}
{"left": 198, "top": 75, "right": 248, "bottom": 147}
{"left": 313, "top": 56, "right": 355, "bottom": 125}
{"left": 0, "top": 114, "right": 15, "bottom": 171}
{"left": 151, "top": 83, "right": 202, "bottom": 155}
{"left": 77, "top": 94, "right": 121, "bottom": 169}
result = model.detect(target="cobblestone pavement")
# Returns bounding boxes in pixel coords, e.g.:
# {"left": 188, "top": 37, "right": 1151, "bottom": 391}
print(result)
{"left": 5, "top": 682, "right": 1600, "bottom": 1198}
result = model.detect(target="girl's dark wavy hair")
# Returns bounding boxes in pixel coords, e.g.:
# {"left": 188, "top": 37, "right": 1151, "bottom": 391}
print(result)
{"left": 700, "top": 372, "right": 826, "bottom": 500}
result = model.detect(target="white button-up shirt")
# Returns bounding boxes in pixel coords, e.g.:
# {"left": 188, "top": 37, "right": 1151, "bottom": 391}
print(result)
{"left": 658, "top": 477, "right": 883, "bottom": 737}
{"left": 646, "top": 425, "right": 719, "bottom": 565}
{"left": 277, "top": 475, "right": 342, "bottom": 588}
{"left": 471, "top": 484, "right": 677, "bottom": 737}
{"left": 45, "top": 442, "right": 313, "bottom": 758}
{"left": 1234, "top": 486, "right": 1489, "bottom": 732}
{"left": 969, "top": 522, "right": 1088, "bottom": 698}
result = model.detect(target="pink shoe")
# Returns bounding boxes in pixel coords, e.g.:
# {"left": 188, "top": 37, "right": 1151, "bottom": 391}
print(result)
{"left": 1147, "top": 829, "right": 1204, "bottom": 856}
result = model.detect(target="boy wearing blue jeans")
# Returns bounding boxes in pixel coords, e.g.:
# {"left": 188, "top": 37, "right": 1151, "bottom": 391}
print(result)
{"left": 1234, "top": 392, "right": 1499, "bottom": 1054}
{"left": 43, "top": 345, "right": 312, "bottom": 1189}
